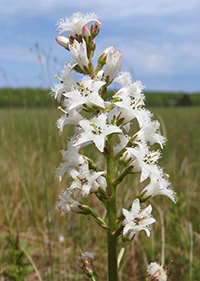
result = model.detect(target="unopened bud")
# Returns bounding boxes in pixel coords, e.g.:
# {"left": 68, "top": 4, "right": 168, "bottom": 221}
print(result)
{"left": 119, "top": 152, "right": 130, "bottom": 167}
{"left": 55, "top": 36, "right": 69, "bottom": 50}
{"left": 68, "top": 33, "right": 75, "bottom": 44}
{"left": 77, "top": 249, "right": 97, "bottom": 278}
{"left": 90, "top": 20, "right": 101, "bottom": 38}
{"left": 98, "top": 46, "right": 115, "bottom": 65}
{"left": 90, "top": 40, "right": 96, "bottom": 51}
{"left": 81, "top": 25, "right": 91, "bottom": 42}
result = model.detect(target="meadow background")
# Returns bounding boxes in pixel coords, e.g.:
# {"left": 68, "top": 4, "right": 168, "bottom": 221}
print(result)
{"left": 1, "top": 0, "right": 200, "bottom": 279}
{"left": 0, "top": 87, "right": 200, "bottom": 281}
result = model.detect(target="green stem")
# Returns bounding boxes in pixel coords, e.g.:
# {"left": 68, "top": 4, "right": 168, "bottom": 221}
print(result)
{"left": 90, "top": 274, "right": 98, "bottom": 281}
{"left": 89, "top": 208, "right": 108, "bottom": 229}
{"left": 86, "top": 156, "right": 103, "bottom": 172}
{"left": 113, "top": 168, "right": 129, "bottom": 186}
{"left": 106, "top": 135, "right": 118, "bottom": 281}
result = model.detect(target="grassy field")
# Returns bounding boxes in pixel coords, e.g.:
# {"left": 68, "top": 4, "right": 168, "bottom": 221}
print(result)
{"left": 0, "top": 105, "right": 200, "bottom": 280}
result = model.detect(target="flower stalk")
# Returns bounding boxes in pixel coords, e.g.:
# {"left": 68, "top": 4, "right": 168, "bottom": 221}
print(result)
{"left": 105, "top": 134, "right": 118, "bottom": 281}
{"left": 50, "top": 12, "right": 176, "bottom": 281}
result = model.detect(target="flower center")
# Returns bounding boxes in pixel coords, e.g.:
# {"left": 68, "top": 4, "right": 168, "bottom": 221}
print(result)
{"left": 90, "top": 122, "right": 102, "bottom": 135}
{"left": 79, "top": 83, "right": 93, "bottom": 97}
{"left": 144, "top": 152, "right": 160, "bottom": 164}
{"left": 78, "top": 176, "right": 89, "bottom": 186}
{"left": 134, "top": 215, "right": 147, "bottom": 225}
{"left": 130, "top": 96, "right": 143, "bottom": 108}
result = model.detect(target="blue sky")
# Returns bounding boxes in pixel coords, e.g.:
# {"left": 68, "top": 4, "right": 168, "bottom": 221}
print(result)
{"left": 1, "top": 0, "right": 200, "bottom": 92}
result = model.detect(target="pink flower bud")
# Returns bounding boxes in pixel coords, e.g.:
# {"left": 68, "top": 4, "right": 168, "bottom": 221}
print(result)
{"left": 68, "top": 32, "right": 76, "bottom": 44}
{"left": 90, "top": 40, "right": 96, "bottom": 51}
{"left": 81, "top": 25, "right": 91, "bottom": 42}
{"left": 90, "top": 20, "right": 101, "bottom": 38}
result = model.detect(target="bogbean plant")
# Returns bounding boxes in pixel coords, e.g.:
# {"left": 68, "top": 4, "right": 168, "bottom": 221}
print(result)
{"left": 51, "top": 12, "right": 176, "bottom": 281}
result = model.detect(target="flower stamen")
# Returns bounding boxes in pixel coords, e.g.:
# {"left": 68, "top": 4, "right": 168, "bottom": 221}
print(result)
{"left": 90, "top": 122, "right": 102, "bottom": 135}
{"left": 130, "top": 96, "right": 143, "bottom": 108}
{"left": 58, "top": 106, "right": 67, "bottom": 114}
{"left": 79, "top": 82, "right": 89, "bottom": 97}
{"left": 144, "top": 152, "right": 160, "bottom": 164}
{"left": 55, "top": 74, "right": 63, "bottom": 82}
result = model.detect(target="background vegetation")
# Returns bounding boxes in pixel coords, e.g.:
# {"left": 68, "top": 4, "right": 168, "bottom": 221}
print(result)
{"left": 0, "top": 88, "right": 200, "bottom": 280}
{"left": 0, "top": 88, "right": 200, "bottom": 108}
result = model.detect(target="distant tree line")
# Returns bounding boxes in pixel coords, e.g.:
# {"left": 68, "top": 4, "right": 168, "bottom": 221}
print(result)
{"left": 0, "top": 88, "right": 199, "bottom": 108}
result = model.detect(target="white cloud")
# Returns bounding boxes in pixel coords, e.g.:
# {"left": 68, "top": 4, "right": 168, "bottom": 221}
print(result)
{"left": 95, "top": 37, "right": 200, "bottom": 76}
{"left": 1, "top": 0, "right": 200, "bottom": 90}
{"left": 1, "top": 0, "right": 200, "bottom": 21}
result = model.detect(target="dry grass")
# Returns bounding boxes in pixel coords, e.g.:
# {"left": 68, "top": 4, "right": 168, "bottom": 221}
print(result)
{"left": 0, "top": 106, "right": 200, "bottom": 280}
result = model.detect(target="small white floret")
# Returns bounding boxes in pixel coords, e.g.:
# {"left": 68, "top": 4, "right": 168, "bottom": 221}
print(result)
{"left": 122, "top": 198, "right": 156, "bottom": 239}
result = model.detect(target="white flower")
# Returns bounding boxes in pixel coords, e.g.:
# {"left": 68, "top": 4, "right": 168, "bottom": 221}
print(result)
{"left": 57, "top": 109, "right": 82, "bottom": 135}
{"left": 134, "top": 120, "right": 166, "bottom": 148}
{"left": 56, "top": 140, "right": 85, "bottom": 181}
{"left": 80, "top": 251, "right": 95, "bottom": 261}
{"left": 74, "top": 113, "right": 122, "bottom": 152}
{"left": 69, "top": 39, "right": 89, "bottom": 70}
{"left": 122, "top": 144, "right": 160, "bottom": 182}
{"left": 147, "top": 262, "right": 167, "bottom": 281}
{"left": 63, "top": 76, "right": 105, "bottom": 110}
{"left": 114, "top": 72, "right": 132, "bottom": 87}
{"left": 122, "top": 198, "right": 156, "bottom": 239}
{"left": 104, "top": 49, "right": 123, "bottom": 82}
{"left": 70, "top": 162, "right": 105, "bottom": 197}
{"left": 57, "top": 12, "right": 100, "bottom": 35}
{"left": 114, "top": 78, "right": 145, "bottom": 101}
{"left": 51, "top": 61, "right": 77, "bottom": 102}
{"left": 56, "top": 188, "right": 82, "bottom": 214}
{"left": 139, "top": 171, "right": 176, "bottom": 203}
{"left": 114, "top": 95, "right": 152, "bottom": 127}
{"left": 111, "top": 77, "right": 152, "bottom": 128}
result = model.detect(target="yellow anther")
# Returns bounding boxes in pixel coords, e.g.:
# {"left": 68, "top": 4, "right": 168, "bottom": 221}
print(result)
{"left": 90, "top": 122, "right": 100, "bottom": 135}
{"left": 73, "top": 43, "right": 77, "bottom": 50}
{"left": 79, "top": 83, "right": 89, "bottom": 96}
{"left": 55, "top": 74, "right": 62, "bottom": 82}
{"left": 57, "top": 106, "right": 67, "bottom": 114}
{"left": 165, "top": 174, "right": 170, "bottom": 179}
{"left": 78, "top": 12, "right": 82, "bottom": 15}
{"left": 90, "top": 122, "right": 96, "bottom": 128}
